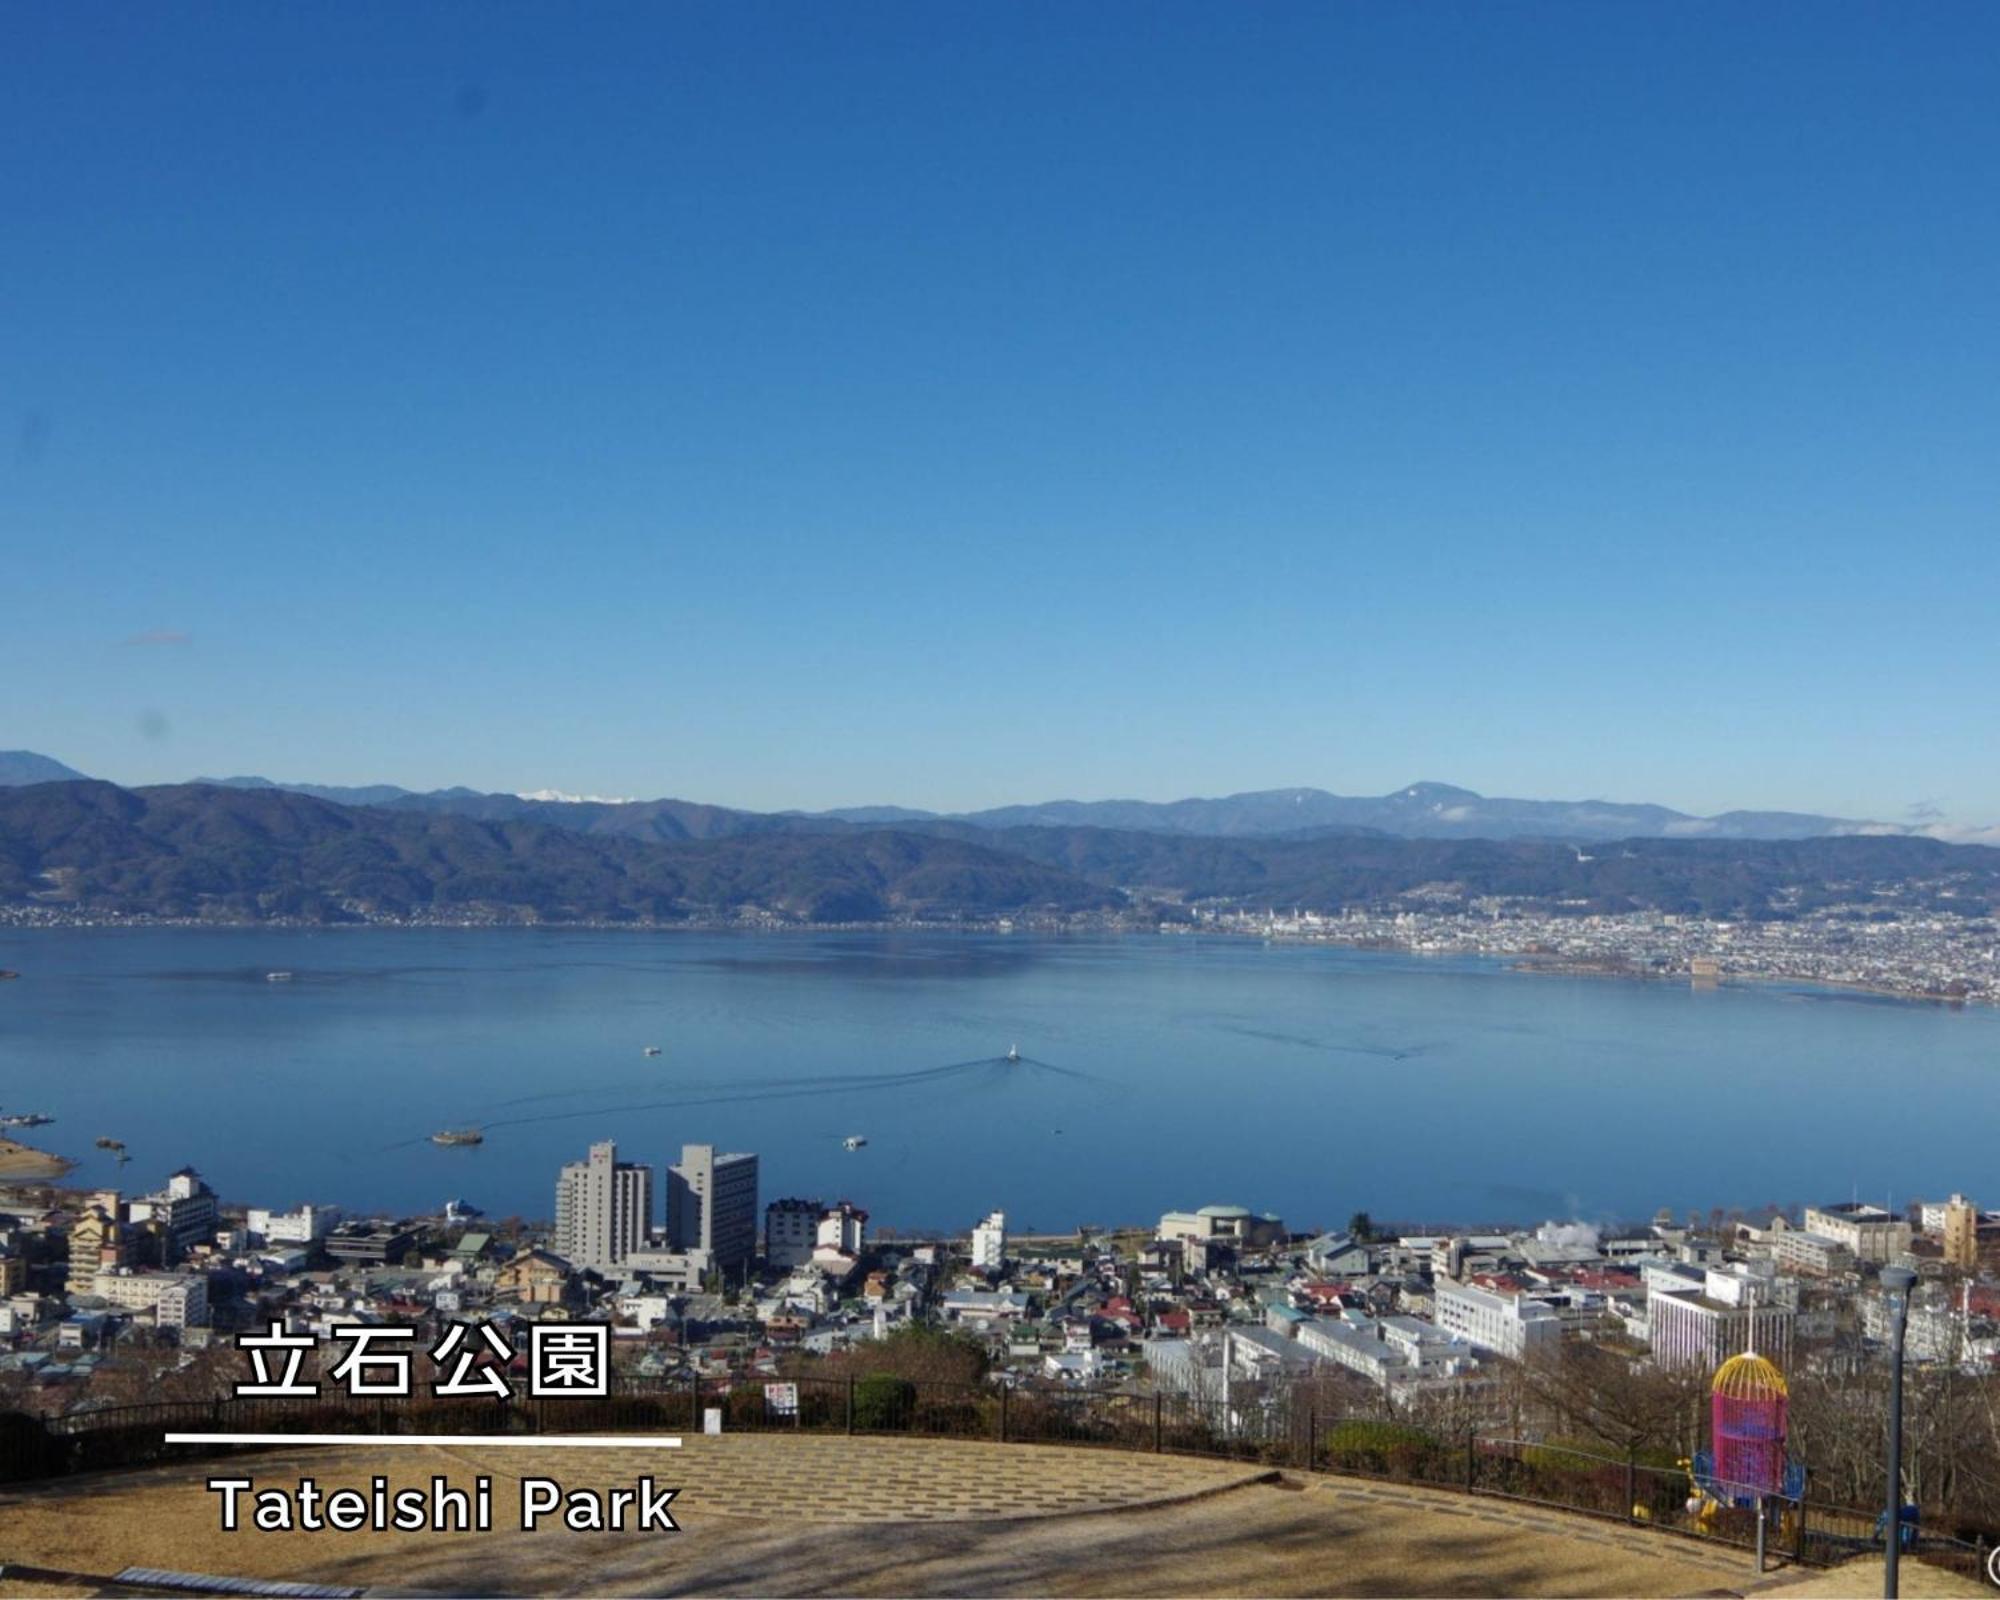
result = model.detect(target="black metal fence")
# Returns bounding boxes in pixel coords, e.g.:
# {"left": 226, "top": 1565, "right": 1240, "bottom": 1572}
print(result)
{"left": 12, "top": 1377, "right": 1994, "bottom": 1579}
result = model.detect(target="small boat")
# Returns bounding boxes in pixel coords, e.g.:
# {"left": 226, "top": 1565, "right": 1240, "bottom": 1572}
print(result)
{"left": 0, "top": 1113, "right": 53, "bottom": 1128}
{"left": 1006, "top": 1044, "right": 1020, "bottom": 1063}
{"left": 94, "top": 1136, "right": 126, "bottom": 1152}
{"left": 431, "top": 1128, "right": 484, "bottom": 1148}
{"left": 842, "top": 1135, "right": 868, "bottom": 1151}
{"left": 265, "top": 971, "right": 294, "bottom": 983}
{"left": 643, "top": 1045, "right": 662, "bottom": 1057}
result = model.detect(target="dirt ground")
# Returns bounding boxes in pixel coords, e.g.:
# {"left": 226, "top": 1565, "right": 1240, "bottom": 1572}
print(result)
{"left": 0, "top": 1437, "right": 1975, "bottom": 1598}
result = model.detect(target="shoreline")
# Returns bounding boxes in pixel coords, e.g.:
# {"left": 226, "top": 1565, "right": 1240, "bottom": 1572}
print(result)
{"left": 1503, "top": 954, "right": 1982, "bottom": 1009}
{"left": 0, "top": 1136, "right": 76, "bottom": 1181}
{"left": 3, "top": 913, "right": 1988, "bottom": 1010}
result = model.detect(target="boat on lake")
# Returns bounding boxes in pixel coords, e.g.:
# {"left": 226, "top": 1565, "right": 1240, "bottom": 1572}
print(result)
{"left": 843, "top": 1135, "right": 868, "bottom": 1150}
{"left": 431, "top": 1128, "right": 484, "bottom": 1148}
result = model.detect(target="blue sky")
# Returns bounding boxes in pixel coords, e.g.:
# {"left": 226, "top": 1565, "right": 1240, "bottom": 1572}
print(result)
{"left": 5, "top": 3, "right": 1997, "bottom": 821}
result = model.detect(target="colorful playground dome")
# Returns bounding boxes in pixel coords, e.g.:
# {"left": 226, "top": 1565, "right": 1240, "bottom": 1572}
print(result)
{"left": 1710, "top": 1350, "right": 1790, "bottom": 1498}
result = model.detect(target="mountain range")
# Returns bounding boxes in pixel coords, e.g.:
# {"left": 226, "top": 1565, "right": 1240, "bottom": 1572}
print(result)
{"left": 818, "top": 782, "right": 1888, "bottom": 843}
{"left": 0, "top": 753, "right": 1935, "bottom": 844}
{"left": 1, "top": 773, "right": 1995, "bottom": 926}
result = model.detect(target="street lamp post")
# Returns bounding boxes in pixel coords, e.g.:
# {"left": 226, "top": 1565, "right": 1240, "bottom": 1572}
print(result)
{"left": 1881, "top": 1263, "right": 1917, "bottom": 1600}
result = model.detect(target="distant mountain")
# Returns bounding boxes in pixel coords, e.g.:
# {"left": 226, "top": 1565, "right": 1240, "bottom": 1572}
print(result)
{"left": 2, "top": 780, "right": 1992, "bottom": 925}
{"left": 0, "top": 782, "right": 1120, "bottom": 924}
{"left": 0, "top": 751, "right": 89, "bottom": 786}
{"left": 197, "top": 774, "right": 442, "bottom": 807}
{"left": 851, "top": 782, "right": 1884, "bottom": 843}
{"left": 172, "top": 767, "right": 1908, "bottom": 844}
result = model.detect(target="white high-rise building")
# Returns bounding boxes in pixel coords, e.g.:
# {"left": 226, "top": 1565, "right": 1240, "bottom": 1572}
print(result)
{"left": 971, "top": 1210, "right": 1007, "bottom": 1273}
{"left": 816, "top": 1201, "right": 867, "bottom": 1261}
{"left": 128, "top": 1168, "right": 219, "bottom": 1263}
{"left": 667, "top": 1144, "right": 759, "bottom": 1278}
{"left": 554, "top": 1141, "right": 653, "bottom": 1274}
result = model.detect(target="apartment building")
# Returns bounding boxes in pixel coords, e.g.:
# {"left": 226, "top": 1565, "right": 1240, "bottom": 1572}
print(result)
{"left": 1433, "top": 1278, "right": 1562, "bottom": 1360}
{"left": 554, "top": 1141, "right": 654, "bottom": 1274}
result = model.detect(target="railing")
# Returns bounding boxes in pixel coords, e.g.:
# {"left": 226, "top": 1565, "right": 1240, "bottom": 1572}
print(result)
{"left": 13, "top": 1379, "right": 1995, "bottom": 1577}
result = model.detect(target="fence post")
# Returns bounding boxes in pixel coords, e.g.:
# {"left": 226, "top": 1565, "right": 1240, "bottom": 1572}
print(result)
{"left": 1794, "top": 1482, "right": 1808, "bottom": 1567}
{"left": 997, "top": 1382, "right": 1008, "bottom": 1444}
{"left": 1153, "top": 1392, "right": 1163, "bottom": 1455}
{"left": 1465, "top": 1430, "right": 1477, "bottom": 1495}
{"left": 845, "top": 1376, "right": 855, "bottom": 1436}
{"left": 1303, "top": 1406, "right": 1316, "bottom": 1473}
{"left": 1625, "top": 1448, "right": 1637, "bottom": 1524}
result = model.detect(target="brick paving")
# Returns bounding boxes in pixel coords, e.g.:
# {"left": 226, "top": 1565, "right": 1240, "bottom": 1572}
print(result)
{"left": 432, "top": 1434, "right": 1277, "bottom": 1522}
{"left": 5, "top": 1436, "right": 1970, "bottom": 1596}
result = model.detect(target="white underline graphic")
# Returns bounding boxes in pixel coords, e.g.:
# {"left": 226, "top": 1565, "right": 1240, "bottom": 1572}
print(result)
{"left": 163, "top": 1433, "right": 684, "bottom": 1448}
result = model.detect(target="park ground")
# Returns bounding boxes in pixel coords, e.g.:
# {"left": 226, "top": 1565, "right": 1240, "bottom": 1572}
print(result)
{"left": 0, "top": 1434, "right": 1987, "bottom": 1597}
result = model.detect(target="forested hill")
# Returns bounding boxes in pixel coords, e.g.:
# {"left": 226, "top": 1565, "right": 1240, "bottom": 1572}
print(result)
{"left": 0, "top": 782, "right": 1123, "bottom": 923}
{"left": 1, "top": 780, "right": 1995, "bottom": 924}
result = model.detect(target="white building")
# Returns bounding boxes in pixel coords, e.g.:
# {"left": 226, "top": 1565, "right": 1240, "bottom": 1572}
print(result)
{"left": 764, "top": 1198, "right": 822, "bottom": 1269}
{"left": 667, "top": 1144, "right": 759, "bottom": 1278}
{"left": 1157, "top": 1205, "right": 1285, "bottom": 1251}
{"left": 1768, "top": 1228, "right": 1855, "bottom": 1278}
{"left": 971, "top": 1210, "right": 1007, "bottom": 1273}
{"left": 155, "top": 1275, "right": 209, "bottom": 1330}
{"left": 1647, "top": 1282, "right": 1794, "bottom": 1370}
{"left": 815, "top": 1202, "right": 867, "bottom": 1262}
{"left": 554, "top": 1140, "right": 653, "bottom": 1274}
{"left": 1803, "top": 1203, "right": 1912, "bottom": 1265}
{"left": 1292, "top": 1311, "right": 1480, "bottom": 1392}
{"left": 89, "top": 1269, "right": 209, "bottom": 1327}
{"left": 246, "top": 1204, "right": 341, "bottom": 1246}
{"left": 128, "top": 1168, "right": 218, "bottom": 1262}
{"left": 1433, "top": 1279, "right": 1562, "bottom": 1360}
{"left": 939, "top": 1288, "right": 1031, "bottom": 1325}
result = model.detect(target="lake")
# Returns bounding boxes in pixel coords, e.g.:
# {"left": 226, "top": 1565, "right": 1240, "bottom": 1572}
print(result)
{"left": 0, "top": 927, "right": 1991, "bottom": 1235}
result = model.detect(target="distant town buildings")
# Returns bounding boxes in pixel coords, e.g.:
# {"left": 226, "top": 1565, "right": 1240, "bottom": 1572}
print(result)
{"left": 1803, "top": 1202, "right": 1913, "bottom": 1265}
{"left": 1942, "top": 1194, "right": 1980, "bottom": 1271}
{"left": 19, "top": 1128, "right": 2000, "bottom": 1459}
{"left": 1158, "top": 1205, "right": 1286, "bottom": 1253}
{"left": 1433, "top": 1278, "right": 1561, "bottom": 1360}
{"left": 971, "top": 1210, "right": 1007, "bottom": 1274}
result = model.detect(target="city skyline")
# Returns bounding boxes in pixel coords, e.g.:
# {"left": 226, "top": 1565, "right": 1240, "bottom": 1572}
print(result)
{"left": 7, "top": 5, "right": 2000, "bottom": 822}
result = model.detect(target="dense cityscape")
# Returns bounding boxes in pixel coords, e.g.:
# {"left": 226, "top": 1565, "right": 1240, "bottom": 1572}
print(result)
{"left": 4, "top": 1135, "right": 1993, "bottom": 1429}
{"left": 1204, "top": 901, "right": 2000, "bottom": 1005}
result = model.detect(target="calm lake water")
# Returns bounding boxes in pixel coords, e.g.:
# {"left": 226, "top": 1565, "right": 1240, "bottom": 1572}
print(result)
{"left": 0, "top": 928, "right": 1992, "bottom": 1234}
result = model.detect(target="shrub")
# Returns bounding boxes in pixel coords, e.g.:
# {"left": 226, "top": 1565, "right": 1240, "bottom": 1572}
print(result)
{"left": 851, "top": 1374, "right": 915, "bottom": 1431}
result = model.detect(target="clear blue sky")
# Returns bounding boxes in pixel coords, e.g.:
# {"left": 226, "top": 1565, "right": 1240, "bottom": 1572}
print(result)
{"left": 5, "top": 3, "right": 1997, "bottom": 822}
